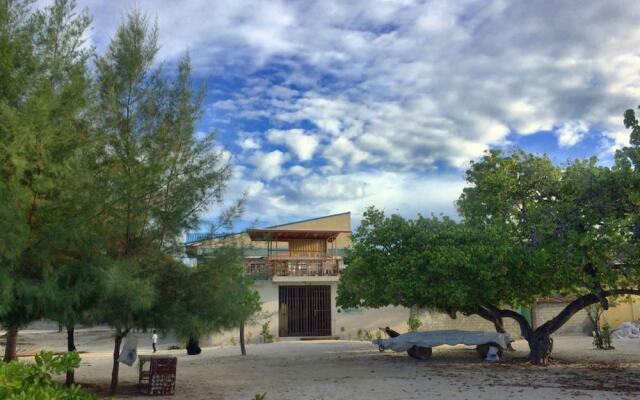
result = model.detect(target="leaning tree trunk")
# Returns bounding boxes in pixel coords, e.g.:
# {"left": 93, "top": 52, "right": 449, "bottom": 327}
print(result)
{"left": 2, "top": 325, "right": 19, "bottom": 362}
{"left": 65, "top": 325, "right": 77, "bottom": 385}
{"left": 527, "top": 329, "right": 554, "bottom": 365}
{"left": 109, "top": 329, "right": 125, "bottom": 396}
{"left": 239, "top": 321, "right": 246, "bottom": 356}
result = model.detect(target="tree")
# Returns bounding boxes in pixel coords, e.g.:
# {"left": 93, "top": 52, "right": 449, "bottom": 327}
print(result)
{"left": 169, "top": 246, "right": 261, "bottom": 347}
{"left": 339, "top": 142, "right": 640, "bottom": 365}
{"left": 337, "top": 208, "right": 519, "bottom": 333}
{"left": 458, "top": 150, "right": 638, "bottom": 364}
{"left": 0, "top": 0, "right": 92, "bottom": 362}
{"left": 93, "top": 11, "right": 236, "bottom": 394}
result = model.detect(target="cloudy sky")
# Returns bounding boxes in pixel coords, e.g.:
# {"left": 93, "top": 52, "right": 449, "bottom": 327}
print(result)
{"left": 70, "top": 0, "right": 640, "bottom": 230}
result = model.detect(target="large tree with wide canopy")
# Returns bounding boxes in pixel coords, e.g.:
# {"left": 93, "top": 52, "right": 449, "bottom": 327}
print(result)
{"left": 338, "top": 113, "right": 640, "bottom": 365}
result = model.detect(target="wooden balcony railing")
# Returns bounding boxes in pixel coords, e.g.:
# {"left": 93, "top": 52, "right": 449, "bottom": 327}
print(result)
{"left": 245, "top": 258, "right": 340, "bottom": 279}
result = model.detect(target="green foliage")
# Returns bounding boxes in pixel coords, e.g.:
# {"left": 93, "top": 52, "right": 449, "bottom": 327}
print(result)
{"left": 0, "top": 351, "right": 96, "bottom": 399}
{"left": 0, "top": 0, "right": 94, "bottom": 331}
{"left": 260, "top": 321, "right": 274, "bottom": 343}
{"left": 253, "top": 393, "right": 267, "bottom": 400}
{"left": 587, "top": 303, "right": 616, "bottom": 350}
{"left": 166, "top": 246, "right": 260, "bottom": 341}
{"left": 592, "top": 322, "right": 615, "bottom": 350}
{"left": 407, "top": 316, "right": 422, "bottom": 332}
{"left": 338, "top": 119, "right": 640, "bottom": 362}
{"left": 337, "top": 207, "right": 514, "bottom": 314}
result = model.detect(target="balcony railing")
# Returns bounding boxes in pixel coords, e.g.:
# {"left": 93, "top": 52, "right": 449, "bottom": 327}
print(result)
{"left": 245, "top": 258, "right": 340, "bottom": 279}
{"left": 266, "top": 249, "right": 340, "bottom": 259}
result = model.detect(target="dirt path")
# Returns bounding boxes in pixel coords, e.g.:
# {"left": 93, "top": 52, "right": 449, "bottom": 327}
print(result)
{"left": 3, "top": 329, "right": 640, "bottom": 399}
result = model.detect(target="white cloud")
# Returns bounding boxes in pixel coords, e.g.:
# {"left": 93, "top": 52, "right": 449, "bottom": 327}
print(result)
{"left": 225, "top": 169, "right": 466, "bottom": 228}
{"left": 236, "top": 132, "right": 262, "bottom": 151}
{"left": 266, "top": 129, "right": 320, "bottom": 161}
{"left": 557, "top": 121, "right": 589, "bottom": 148}
{"left": 248, "top": 150, "right": 290, "bottom": 180}
{"left": 70, "top": 0, "right": 640, "bottom": 224}
{"left": 289, "top": 165, "right": 311, "bottom": 176}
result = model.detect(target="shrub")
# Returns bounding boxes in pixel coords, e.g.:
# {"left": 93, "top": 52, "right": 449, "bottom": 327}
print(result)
{"left": 593, "top": 322, "right": 615, "bottom": 350}
{"left": 356, "top": 328, "right": 373, "bottom": 341}
{"left": 587, "top": 303, "right": 616, "bottom": 350}
{"left": 407, "top": 316, "right": 422, "bottom": 332}
{"left": 0, "top": 351, "right": 96, "bottom": 399}
{"left": 260, "top": 321, "right": 274, "bottom": 343}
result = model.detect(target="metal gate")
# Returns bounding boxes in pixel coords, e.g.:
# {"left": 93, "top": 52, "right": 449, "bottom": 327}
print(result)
{"left": 278, "top": 285, "right": 331, "bottom": 337}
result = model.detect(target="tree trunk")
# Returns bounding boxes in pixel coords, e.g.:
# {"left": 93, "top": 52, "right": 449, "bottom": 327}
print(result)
{"left": 528, "top": 329, "right": 554, "bottom": 365}
{"left": 239, "top": 321, "right": 246, "bottom": 356}
{"left": 2, "top": 325, "right": 19, "bottom": 362}
{"left": 109, "top": 330, "right": 124, "bottom": 396}
{"left": 65, "top": 325, "right": 76, "bottom": 386}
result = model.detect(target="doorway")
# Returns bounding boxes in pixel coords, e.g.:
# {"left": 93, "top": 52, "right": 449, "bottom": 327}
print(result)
{"left": 278, "top": 285, "right": 331, "bottom": 337}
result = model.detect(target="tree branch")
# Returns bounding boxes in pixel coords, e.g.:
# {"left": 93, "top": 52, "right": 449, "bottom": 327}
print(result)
{"left": 543, "top": 288, "right": 640, "bottom": 335}
{"left": 480, "top": 304, "right": 533, "bottom": 340}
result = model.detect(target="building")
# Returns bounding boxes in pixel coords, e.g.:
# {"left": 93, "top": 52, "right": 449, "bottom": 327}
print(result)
{"left": 186, "top": 212, "right": 414, "bottom": 343}
{"left": 186, "top": 211, "right": 614, "bottom": 345}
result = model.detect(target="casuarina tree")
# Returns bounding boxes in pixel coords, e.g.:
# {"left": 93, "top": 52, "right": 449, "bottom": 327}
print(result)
{"left": 93, "top": 10, "right": 238, "bottom": 395}
{"left": 0, "top": 0, "right": 92, "bottom": 362}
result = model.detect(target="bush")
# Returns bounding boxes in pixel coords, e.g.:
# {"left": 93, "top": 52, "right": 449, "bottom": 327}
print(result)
{"left": 593, "top": 322, "right": 615, "bottom": 350}
{"left": 260, "top": 321, "right": 274, "bottom": 343}
{"left": 0, "top": 351, "right": 96, "bottom": 399}
{"left": 356, "top": 328, "right": 373, "bottom": 341}
{"left": 407, "top": 316, "right": 422, "bottom": 332}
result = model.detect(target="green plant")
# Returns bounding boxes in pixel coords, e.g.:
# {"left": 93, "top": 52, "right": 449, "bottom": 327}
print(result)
{"left": 587, "top": 303, "right": 616, "bottom": 350}
{"left": 245, "top": 331, "right": 253, "bottom": 344}
{"left": 593, "top": 322, "right": 615, "bottom": 350}
{"left": 407, "top": 316, "right": 422, "bottom": 332}
{"left": 230, "top": 336, "right": 237, "bottom": 346}
{"left": 260, "top": 321, "right": 274, "bottom": 343}
{"left": 253, "top": 393, "right": 267, "bottom": 400}
{"left": 0, "top": 351, "right": 96, "bottom": 399}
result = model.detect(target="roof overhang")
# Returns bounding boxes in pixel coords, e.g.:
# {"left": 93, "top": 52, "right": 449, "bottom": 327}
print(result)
{"left": 247, "top": 229, "right": 350, "bottom": 242}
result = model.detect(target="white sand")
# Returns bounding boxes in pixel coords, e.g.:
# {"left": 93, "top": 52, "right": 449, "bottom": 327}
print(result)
{"left": 3, "top": 328, "right": 640, "bottom": 399}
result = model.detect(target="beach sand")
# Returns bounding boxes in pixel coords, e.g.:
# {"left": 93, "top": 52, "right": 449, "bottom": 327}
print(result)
{"left": 2, "top": 328, "right": 640, "bottom": 399}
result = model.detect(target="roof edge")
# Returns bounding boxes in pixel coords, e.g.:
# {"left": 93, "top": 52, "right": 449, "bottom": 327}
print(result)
{"left": 266, "top": 211, "right": 351, "bottom": 229}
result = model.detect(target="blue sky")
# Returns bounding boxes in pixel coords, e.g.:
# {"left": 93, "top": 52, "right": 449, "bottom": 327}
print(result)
{"left": 67, "top": 0, "right": 640, "bottom": 231}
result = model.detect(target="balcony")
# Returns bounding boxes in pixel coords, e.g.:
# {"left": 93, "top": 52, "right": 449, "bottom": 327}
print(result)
{"left": 245, "top": 257, "right": 340, "bottom": 280}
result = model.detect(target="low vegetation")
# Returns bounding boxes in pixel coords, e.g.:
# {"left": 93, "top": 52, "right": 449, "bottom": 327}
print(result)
{"left": 0, "top": 352, "right": 95, "bottom": 399}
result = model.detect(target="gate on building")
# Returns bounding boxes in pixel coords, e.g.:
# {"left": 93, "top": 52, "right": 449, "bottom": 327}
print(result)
{"left": 279, "top": 285, "right": 331, "bottom": 337}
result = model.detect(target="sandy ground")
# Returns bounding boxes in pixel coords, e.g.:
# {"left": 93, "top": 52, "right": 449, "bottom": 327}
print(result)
{"left": 2, "top": 328, "right": 640, "bottom": 399}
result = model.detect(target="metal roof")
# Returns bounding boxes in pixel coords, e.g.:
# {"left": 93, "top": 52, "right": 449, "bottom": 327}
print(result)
{"left": 247, "top": 228, "right": 350, "bottom": 242}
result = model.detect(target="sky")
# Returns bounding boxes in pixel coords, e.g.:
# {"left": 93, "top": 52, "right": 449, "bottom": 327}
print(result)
{"left": 61, "top": 0, "right": 640, "bottom": 230}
